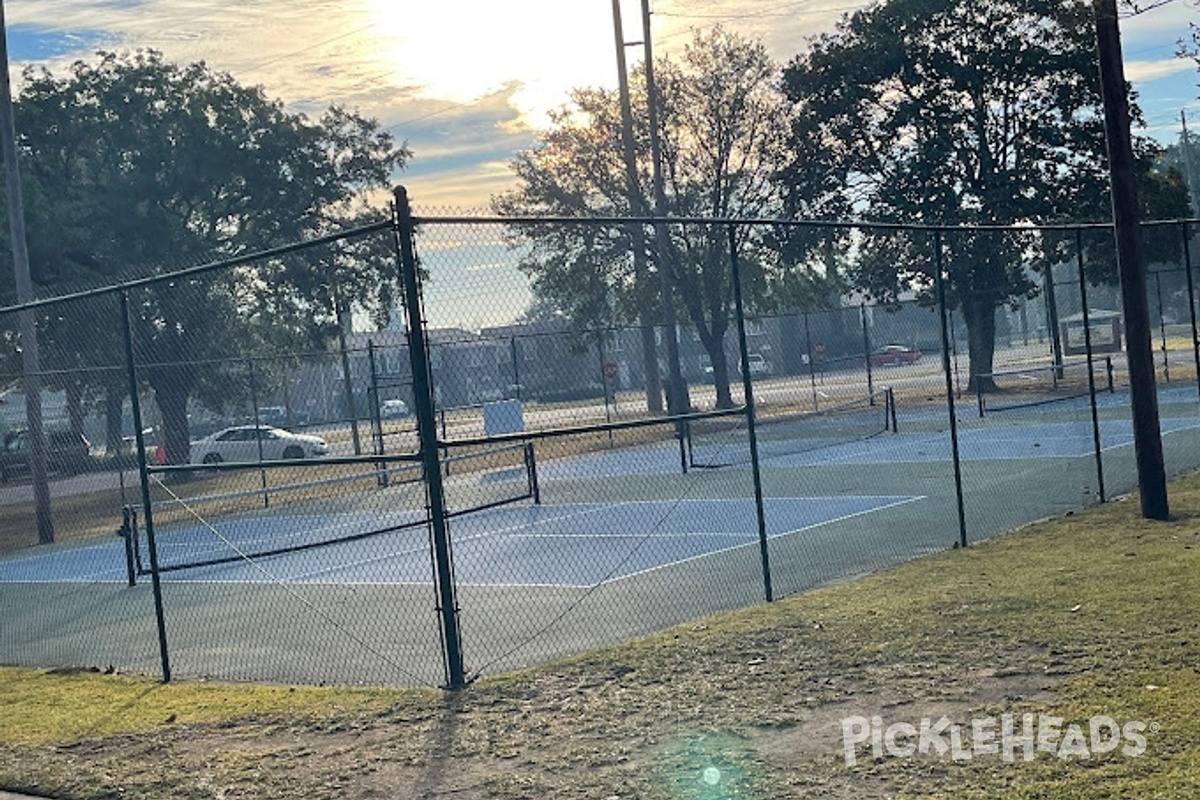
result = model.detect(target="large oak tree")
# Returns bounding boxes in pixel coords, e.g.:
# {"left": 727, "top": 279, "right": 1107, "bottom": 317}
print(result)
{"left": 495, "top": 29, "right": 834, "bottom": 409}
{"left": 779, "top": 0, "right": 1166, "bottom": 389}
{"left": 4, "top": 51, "right": 408, "bottom": 462}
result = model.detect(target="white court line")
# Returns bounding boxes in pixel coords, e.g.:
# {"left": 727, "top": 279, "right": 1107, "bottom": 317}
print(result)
{"left": 455, "top": 494, "right": 928, "bottom": 588}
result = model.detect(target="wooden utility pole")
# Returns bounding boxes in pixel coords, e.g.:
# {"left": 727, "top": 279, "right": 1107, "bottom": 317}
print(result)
{"left": 639, "top": 0, "right": 689, "bottom": 416}
{"left": 611, "top": 0, "right": 664, "bottom": 413}
{"left": 1182, "top": 110, "right": 1198, "bottom": 216}
{"left": 0, "top": 1, "right": 53, "bottom": 543}
{"left": 1093, "top": 0, "right": 1168, "bottom": 519}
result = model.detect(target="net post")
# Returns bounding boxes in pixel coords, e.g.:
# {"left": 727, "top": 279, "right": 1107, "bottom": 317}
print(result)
{"left": 1106, "top": 356, "right": 1114, "bottom": 393}
{"left": 128, "top": 504, "right": 143, "bottom": 577}
{"left": 524, "top": 441, "right": 540, "bottom": 505}
{"left": 682, "top": 418, "right": 695, "bottom": 469}
{"left": 861, "top": 302, "right": 875, "bottom": 403}
{"left": 888, "top": 387, "right": 898, "bottom": 433}
{"left": 120, "top": 506, "right": 136, "bottom": 587}
{"left": 976, "top": 377, "right": 985, "bottom": 418}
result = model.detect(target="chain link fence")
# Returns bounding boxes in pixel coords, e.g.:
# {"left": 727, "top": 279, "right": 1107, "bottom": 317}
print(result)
{"left": 0, "top": 192, "right": 1197, "bottom": 687}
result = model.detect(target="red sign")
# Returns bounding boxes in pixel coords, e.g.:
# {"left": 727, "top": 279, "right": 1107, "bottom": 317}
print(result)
{"left": 603, "top": 362, "right": 618, "bottom": 381}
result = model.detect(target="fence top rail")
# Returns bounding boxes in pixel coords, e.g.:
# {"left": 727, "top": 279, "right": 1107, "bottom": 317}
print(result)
{"left": 412, "top": 211, "right": 1200, "bottom": 234}
{"left": 3, "top": 200, "right": 1197, "bottom": 318}
{"left": 0, "top": 218, "right": 393, "bottom": 317}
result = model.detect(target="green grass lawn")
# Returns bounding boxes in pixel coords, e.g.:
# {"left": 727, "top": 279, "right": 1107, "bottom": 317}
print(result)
{"left": 2, "top": 473, "right": 1199, "bottom": 799}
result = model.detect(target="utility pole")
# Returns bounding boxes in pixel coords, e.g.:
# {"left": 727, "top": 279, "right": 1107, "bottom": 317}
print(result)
{"left": 1093, "top": 0, "right": 1168, "bottom": 520}
{"left": 611, "top": 0, "right": 664, "bottom": 413}
{"left": 639, "top": 0, "right": 689, "bottom": 416}
{"left": 1182, "top": 110, "right": 1198, "bottom": 216}
{"left": 0, "top": 1, "right": 53, "bottom": 544}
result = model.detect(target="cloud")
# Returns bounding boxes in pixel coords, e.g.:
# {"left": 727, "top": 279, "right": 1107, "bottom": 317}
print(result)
{"left": 1126, "top": 57, "right": 1195, "bottom": 83}
{"left": 4, "top": 0, "right": 1193, "bottom": 214}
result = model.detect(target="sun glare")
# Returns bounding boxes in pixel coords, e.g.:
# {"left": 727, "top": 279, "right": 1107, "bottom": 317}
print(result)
{"left": 362, "top": 0, "right": 629, "bottom": 127}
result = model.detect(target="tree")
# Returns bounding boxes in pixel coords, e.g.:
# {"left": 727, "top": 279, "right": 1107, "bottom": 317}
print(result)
{"left": 779, "top": 0, "right": 1168, "bottom": 389}
{"left": 3, "top": 51, "right": 408, "bottom": 462}
{"left": 495, "top": 29, "right": 832, "bottom": 409}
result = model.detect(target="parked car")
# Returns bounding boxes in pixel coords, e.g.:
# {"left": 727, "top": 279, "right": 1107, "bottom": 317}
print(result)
{"left": 703, "top": 353, "right": 774, "bottom": 377}
{"left": 379, "top": 399, "right": 410, "bottom": 418}
{"left": 869, "top": 344, "right": 922, "bottom": 367}
{"left": 740, "top": 353, "right": 773, "bottom": 376}
{"left": 189, "top": 425, "right": 328, "bottom": 465}
{"left": 0, "top": 429, "right": 93, "bottom": 482}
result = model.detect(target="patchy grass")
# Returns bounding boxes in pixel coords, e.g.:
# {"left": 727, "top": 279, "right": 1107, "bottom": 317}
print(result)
{"left": 2, "top": 474, "right": 1200, "bottom": 798}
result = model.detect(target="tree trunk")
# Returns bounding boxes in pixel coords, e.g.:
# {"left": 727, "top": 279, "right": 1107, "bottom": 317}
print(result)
{"left": 639, "top": 324, "right": 663, "bottom": 413}
{"left": 962, "top": 296, "right": 998, "bottom": 393}
{"left": 710, "top": 356, "right": 735, "bottom": 409}
{"left": 65, "top": 379, "right": 85, "bottom": 436}
{"left": 153, "top": 380, "right": 193, "bottom": 466}
{"left": 104, "top": 383, "right": 125, "bottom": 458}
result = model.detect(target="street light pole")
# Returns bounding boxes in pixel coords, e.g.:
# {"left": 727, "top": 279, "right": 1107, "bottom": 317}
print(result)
{"left": 0, "top": 1, "right": 53, "bottom": 544}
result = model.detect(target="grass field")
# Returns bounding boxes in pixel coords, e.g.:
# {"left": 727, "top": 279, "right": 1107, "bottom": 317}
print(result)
{"left": 1, "top": 467, "right": 1198, "bottom": 798}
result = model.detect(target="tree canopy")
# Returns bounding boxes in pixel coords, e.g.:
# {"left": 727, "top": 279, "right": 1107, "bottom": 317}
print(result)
{"left": 495, "top": 28, "right": 833, "bottom": 408}
{"left": 778, "top": 0, "right": 1178, "bottom": 388}
{"left": 3, "top": 50, "right": 408, "bottom": 461}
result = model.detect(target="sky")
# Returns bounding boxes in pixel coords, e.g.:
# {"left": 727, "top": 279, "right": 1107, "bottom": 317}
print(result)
{"left": 3, "top": 0, "right": 1198, "bottom": 214}
{"left": 1, "top": 0, "right": 1197, "bottom": 329}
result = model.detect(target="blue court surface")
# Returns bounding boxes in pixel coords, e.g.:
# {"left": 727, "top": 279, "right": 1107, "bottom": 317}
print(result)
{"left": 536, "top": 414, "right": 1200, "bottom": 477}
{"left": 0, "top": 495, "right": 920, "bottom": 588}
{"left": 2, "top": 396, "right": 1194, "bottom": 590}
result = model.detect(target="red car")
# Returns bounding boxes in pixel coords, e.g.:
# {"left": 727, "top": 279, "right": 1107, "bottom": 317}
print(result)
{"left": 869, "top": 344, "right": 922, "bottom": 367}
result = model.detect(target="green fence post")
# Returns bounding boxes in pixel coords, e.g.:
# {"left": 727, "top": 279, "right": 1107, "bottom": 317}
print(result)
{"left": 393, "top": 186, "right": 467, "bottom": 689}
{"left": 120, "top": 290, "right": 171, "bottom": 682}
{"left": 729, "top": 224, "right": 772, "bottom": 603}
{"left": 1076, "top": 228, "right": 1106, "bottom": 503}
{"left": 935, "top": 231, "right": 968, "bottom": 548}
{"left": 1181, "top": 220, "right": 1200, "bottom": 405}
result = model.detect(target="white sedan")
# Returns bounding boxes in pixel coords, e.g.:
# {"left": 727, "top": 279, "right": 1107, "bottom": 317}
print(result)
{"left": 190, "top": 425, "right": 329, "bottom": 465}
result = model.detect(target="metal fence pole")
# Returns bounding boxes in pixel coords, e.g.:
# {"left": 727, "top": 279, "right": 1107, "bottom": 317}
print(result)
{"left": 1045, "top": 261, "right": 1064, "bottom": 377}
{"left": 1076, "top": 229, "right": 1107, "bottom": 503}
{"left": 393, "top": 186, "right": 467, "bottom": 689}
{"left": 803, "top": 312, "right": 818, "bottom": 411}
{"left": 510, "top": 336, "right": 521, "bottom": 401}
{"left": 333, "top": 284, "right": 362, "bottom": 456}
{"left": 248, "top": 359, "right": 269, "bottom": 506}
{"left": 935, "top": 231, "right": 968, "bottom": 548}
{"left": 861, "top": 302, "right": 874, "bottom": 402}
{"left": 1181, "top": 220, "right": 1200, "bottom": 405}
{"left": 119, "top": 290, "right": 171, "bottom": 682}
{"left": 1154, "top": 271, "right": 1169, "bottom": 382}
{"left": 729, "top": 224, "right": 772, "bottom": 602}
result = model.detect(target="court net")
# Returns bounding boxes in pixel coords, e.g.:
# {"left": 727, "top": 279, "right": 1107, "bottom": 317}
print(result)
{"left": 125, "top": 441, "right": 539, "bottom": 577}
{"left": 976, "top": 358, "right": 1112, "bottom": 417}
{"left": 685, "top": 389, "right": 896, "bottom": 469}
